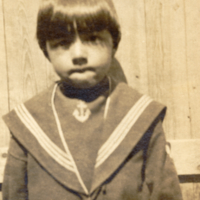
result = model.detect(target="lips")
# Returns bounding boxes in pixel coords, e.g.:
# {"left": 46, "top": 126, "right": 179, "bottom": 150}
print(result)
{"left": 69, "top": 67, "right": 95, "bottom": 75}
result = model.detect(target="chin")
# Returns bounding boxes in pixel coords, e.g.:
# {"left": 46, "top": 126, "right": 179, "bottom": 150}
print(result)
{"left": 61, "top": 73, "right": 105, "bottom": 88}
{"left": 72, "top": 77, "right": 101, "bottom": 89}
{"left": 74, "top": 81, "right": 97, "bottom": 89}
{"left": 62, "top": 78, "right": 96, "bottom": 89}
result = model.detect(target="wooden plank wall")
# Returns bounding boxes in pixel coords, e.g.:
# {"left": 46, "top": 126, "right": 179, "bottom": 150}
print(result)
{"left": 0, "top": 0, "right": 200, "bottom": 199}
{"left": 0, "top": 0, "right": 9, "bottom": 149}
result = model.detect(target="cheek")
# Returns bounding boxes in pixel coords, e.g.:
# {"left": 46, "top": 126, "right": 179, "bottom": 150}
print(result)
{"left": 49, "top": 52, "right": 71, "bottom": 70}
{"left": 89, "top": 46, "right": 113, "bottom": 66}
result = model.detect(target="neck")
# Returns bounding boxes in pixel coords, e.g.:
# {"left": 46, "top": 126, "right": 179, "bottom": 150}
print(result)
{"left": 59, "top": 77, "right": 110, "bottom": 102}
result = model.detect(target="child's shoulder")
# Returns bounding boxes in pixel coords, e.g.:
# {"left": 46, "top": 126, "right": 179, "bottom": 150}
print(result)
{"left": 25, "top": 84, "right": 55, "bottom": 108}
{"left": 2, "top": 84, "right": 55, "bottom": 128}
{"left": 112, "top": 82, "right": 142, "bottom": 99}
{"left": 112, "top": 82, "right": 165, "bottom": 109}
{"left": 110, "top": 82, "right": 166, "bottom": 124}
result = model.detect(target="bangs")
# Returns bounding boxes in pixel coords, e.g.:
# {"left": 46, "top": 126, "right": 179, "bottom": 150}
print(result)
{"left": 37, "top": 0, "right": 121, "bottom": 57}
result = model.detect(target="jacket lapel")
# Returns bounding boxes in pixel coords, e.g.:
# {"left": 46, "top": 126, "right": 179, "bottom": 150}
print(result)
{"left": 3, "top": 85, "right": 89, "bottom": 195}
{"left": 91, "top": 83, "right": 166, "bottom": 193}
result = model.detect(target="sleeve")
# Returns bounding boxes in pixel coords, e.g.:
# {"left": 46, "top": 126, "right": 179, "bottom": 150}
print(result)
{"left": 145, "top": 120, "right": 183, "bottom": 200}
{"left": 2, "top": 135, "right": 28, "bottom": 200}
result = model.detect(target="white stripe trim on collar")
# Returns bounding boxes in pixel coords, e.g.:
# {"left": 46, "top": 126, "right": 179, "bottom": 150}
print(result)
{"left": 51, "top": 84, "right": 89, "bottom": 195}
{"left": 14, "top": 104, "right": 75, "bottom": 172}
{"left": 95, "top": 95, "right": 153, "bottom": 168}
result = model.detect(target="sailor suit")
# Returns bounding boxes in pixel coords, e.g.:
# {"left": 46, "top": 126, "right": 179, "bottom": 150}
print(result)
{"left": 2, "top": 80, "right": 182, "bottom": 200}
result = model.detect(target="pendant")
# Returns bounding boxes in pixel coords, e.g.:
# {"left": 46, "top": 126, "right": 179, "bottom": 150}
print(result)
{"left": 73, "top": 101, "right": 91, "bottom": 123}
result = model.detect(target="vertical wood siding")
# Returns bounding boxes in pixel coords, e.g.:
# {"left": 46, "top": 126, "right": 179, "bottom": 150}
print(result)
{"left": 0, "top": 0, "right": 9, "bottom": 147}
{"left": 0, "top": 0, "right": 200, "bottom": 199}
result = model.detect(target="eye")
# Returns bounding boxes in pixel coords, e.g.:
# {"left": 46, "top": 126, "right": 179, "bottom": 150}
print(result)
{"left": 48, "top": 38, "right": 73, "bottom": 49}
{"left": 89, "top": 35, "right": 99, "bottom": 42}
{"left": 54, "top": 39, "right": 72, "bottom": 49}
{"left": 58, "top": 40, "right": 70, "bottom": 47}
{"left": 83, "top": 33, "right": 101, "bottom": 43}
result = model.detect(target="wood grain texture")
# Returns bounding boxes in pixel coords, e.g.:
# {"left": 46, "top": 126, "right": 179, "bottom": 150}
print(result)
{"left": 3, "top": 0, "right": 56, "bottom": 109}
{"left": 184, "top": 0, "right": 200, "bottom": 139}
{"left": 114, "top": 0, "right": 149, "bottom": 94}
{"left": 180, "top": 183, "right": 194, "bottom": 200}
{"left": 0, "top": 0, "right": 9, "bottom": 147}
{"left": 180, "top": 183, "right": 200, "bottom": 200}
{"left": 144, "top": 0, "right": 176, "bottom": 139}
{"left": 169, "top": 139, "right": 200, "bottom": 175}
{"left": 169, "top": 0, "right": 191, "bottom": 139}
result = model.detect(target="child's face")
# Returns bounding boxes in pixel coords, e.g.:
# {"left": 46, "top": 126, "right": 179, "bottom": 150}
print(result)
{"left": 46, "top": 30, "right": 114, "bottom": 88}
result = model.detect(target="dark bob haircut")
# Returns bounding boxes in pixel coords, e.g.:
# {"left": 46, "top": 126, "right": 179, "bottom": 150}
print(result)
{"left": 37, "top": 0, "right": 121, "bottom": 58}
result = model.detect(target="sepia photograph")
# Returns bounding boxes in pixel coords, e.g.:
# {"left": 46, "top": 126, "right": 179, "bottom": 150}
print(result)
{"left": 0, "top": 0, "right": 200, "bottom": 199}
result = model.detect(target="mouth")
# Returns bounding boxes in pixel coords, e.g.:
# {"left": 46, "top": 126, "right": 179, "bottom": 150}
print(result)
{"left": 69, "top": 67, "right": 95, "bottom": 75}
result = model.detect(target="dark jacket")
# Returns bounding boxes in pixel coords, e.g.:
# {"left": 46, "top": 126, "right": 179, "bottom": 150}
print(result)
{"left": 2, "top": 82, "right": 182, "bottom": 200}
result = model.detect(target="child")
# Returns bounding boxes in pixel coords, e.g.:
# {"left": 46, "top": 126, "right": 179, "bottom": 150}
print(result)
{"left": 2, "top": 0, "right": 182, "bottom": 199}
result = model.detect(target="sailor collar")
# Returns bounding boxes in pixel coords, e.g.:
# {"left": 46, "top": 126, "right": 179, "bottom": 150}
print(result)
{"left": 3, "top": 82, "right": 166, "bottom": 196}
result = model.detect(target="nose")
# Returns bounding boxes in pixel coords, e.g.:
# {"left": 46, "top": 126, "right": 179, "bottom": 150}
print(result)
{"left": 73, "top": 57, "right": 87, "bottom": 65}
{"left": 70, "top": 36, "right": 88, "bottom": 66}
